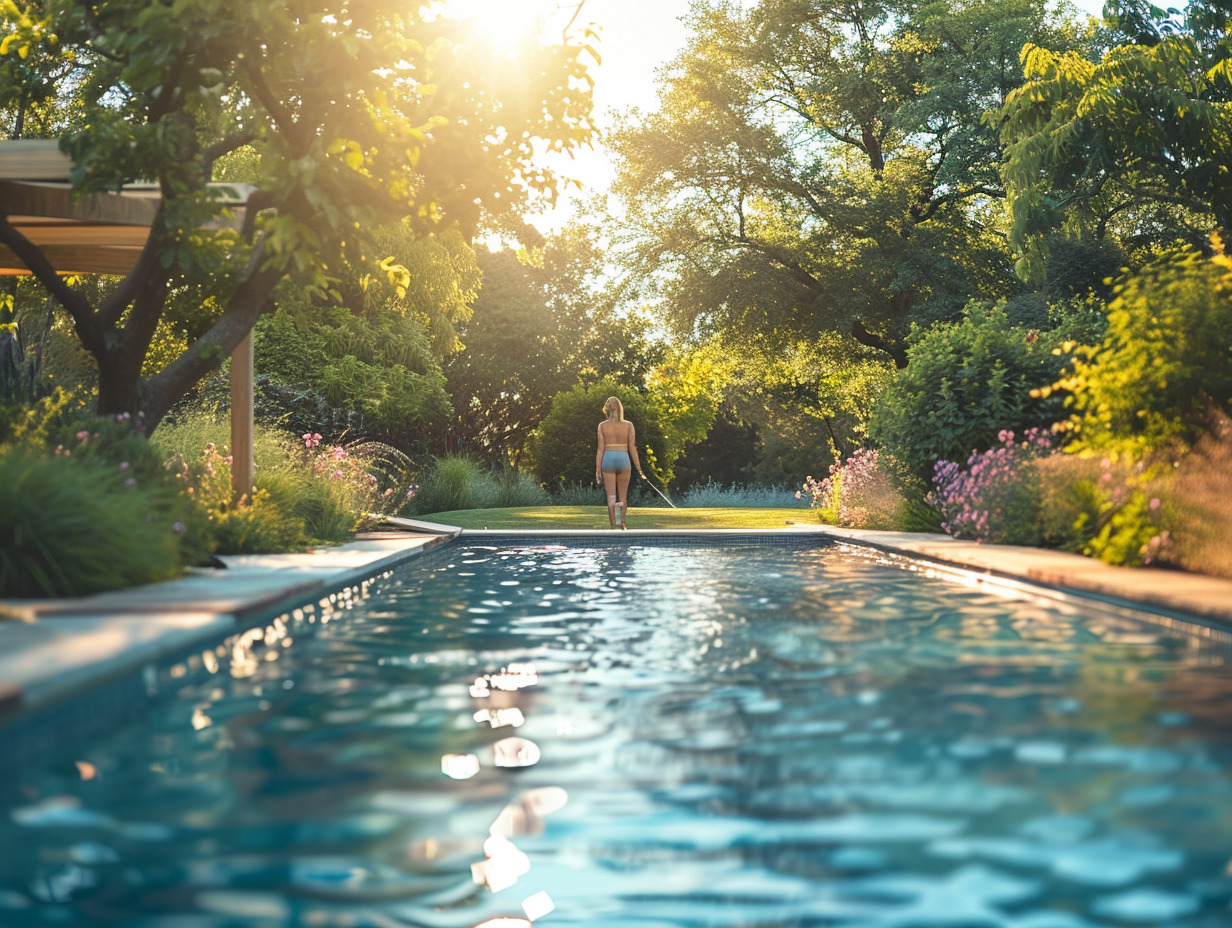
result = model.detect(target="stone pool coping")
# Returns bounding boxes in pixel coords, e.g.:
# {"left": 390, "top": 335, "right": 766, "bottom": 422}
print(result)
{"left": 0, "top": 525, "right": 457, "bottom": 719}
{"left": 2, "top": 520, "right": 1231, "bottom": 727}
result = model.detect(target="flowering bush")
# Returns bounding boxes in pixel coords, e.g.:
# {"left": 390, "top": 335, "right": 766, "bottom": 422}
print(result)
{"left": 160, "top": 416, "right": 415, "bottom": 553}
{"left": 799, "top": 448, "right": 905, "bottom": 529}
{"left": 929, "top": 429, "right": 1054, "bottom": 544}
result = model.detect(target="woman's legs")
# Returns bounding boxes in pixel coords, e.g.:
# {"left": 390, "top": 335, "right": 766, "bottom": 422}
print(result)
{"left": 602, "top": 470, "right": 618, "bottom": 528}
{"left": 616, "top": 469, "right": 632, "bottom": 529}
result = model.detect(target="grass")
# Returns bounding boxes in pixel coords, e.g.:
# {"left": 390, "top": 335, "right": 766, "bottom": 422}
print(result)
{"left": 420, "top": 506, "right": 819, "bottom": 530}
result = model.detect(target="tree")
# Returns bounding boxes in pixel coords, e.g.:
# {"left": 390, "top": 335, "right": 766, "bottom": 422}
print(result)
{"left": 0, "top": 0, "right": 595, "bottom": 428}
{"left": 998, "top": 0, "right": 1232, "bottom": 280}
{"left": 526, "top": 380, "right": 669, "bottom": 488}
{"left": 608, "top": 0, "right": 1073, "bottom": 367}
{"left": 446, "top": 228, "right": 660, "bottom": 463}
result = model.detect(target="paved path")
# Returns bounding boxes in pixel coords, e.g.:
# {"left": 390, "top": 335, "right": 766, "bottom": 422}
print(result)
{"left": 3, "top": 521, "right": 1231, "bottom": 727}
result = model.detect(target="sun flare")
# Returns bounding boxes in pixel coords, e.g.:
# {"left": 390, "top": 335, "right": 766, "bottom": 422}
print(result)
{"left": 439, "top": 0, "right": 556, "bottom": 52}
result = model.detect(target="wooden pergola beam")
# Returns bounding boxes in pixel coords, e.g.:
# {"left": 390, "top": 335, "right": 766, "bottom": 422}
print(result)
{"left": 0, "top": 243, "right": 144, "bottom": 276}
{"left": 1, "top": 140, "right": 259, "bottom": 501}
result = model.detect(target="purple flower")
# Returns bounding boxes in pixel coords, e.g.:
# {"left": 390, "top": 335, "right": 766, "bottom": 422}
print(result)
{"left": 303, "top": 432, "right": 323, "bottom": 449}
{"left": 172, "top": 522, "right": 187, "bottom": 534}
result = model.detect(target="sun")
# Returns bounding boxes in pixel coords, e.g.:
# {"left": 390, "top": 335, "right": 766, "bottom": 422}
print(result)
{"left": 439, "top": 0, "right": 557, "bottom": 52}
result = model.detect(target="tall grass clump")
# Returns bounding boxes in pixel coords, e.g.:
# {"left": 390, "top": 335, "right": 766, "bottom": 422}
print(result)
{"left": 157, "top": 412, "right": 404, "bottom": 551}
{"left": 414, "top": 454, "right": 487, "bottom": 514}
{"left": 492, "top": 466, "right": 550, "bottom": 508}
{"left": 1162, "top": 413, "right": 1232, "bottom": 578}
{"left": 0, "top": 448, "right": 182, "bottom": 597}
{"left": 680, "top": 483, "right": 807, "bottom": 509}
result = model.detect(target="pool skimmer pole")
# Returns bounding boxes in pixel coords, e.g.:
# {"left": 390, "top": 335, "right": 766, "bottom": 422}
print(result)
{"left": 640, "top": 471, "right": 677, "bottom": 509}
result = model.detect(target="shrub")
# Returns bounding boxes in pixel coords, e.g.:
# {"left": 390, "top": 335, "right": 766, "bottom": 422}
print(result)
{"left": 800, "top": 449, "right": 908, "bottom": 530}
{"left": 492, "top": 466, "right": 550, "bottom": 508}
{"left": 1059, "top": 243, "right": 1232, "bottom": 457}
{"left": 868, "top": 301, "right": 1070, "bottom": 479}
{"left": 929, "top": 429, "right": 1053, "bottom": 545}
{"left": 679, "top": 483, "right": 806, "bottom": 509}
{"left": 0, "top": 448, "right": 182, "bottom": 597}
{"left": 526, "top": 381, "right": 669, "bottom": 488}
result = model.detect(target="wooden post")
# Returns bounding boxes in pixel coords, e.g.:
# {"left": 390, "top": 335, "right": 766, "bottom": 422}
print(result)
{"left": 230, "top": 331, "right": 255, "bottom": 502}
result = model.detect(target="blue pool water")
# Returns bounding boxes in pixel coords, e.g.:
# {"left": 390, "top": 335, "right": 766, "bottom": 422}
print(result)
{"left": 3, "top": 541, "right": 1232, "bottom": 927}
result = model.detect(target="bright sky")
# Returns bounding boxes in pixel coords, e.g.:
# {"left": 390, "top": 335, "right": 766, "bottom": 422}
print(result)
{"left": 447, "top": 0, "right": 1111, "bottom": 231}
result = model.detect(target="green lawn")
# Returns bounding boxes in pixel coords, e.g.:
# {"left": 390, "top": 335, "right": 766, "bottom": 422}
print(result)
{"left": 419, "top": 506, "right": 819, "bottom": 530}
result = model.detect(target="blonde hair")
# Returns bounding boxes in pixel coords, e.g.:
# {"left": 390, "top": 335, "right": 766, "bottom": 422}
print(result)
{"left": 603, "top": 396, "right": 624, "bottom": 421}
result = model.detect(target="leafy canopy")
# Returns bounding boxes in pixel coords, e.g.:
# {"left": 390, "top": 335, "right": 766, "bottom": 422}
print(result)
{"left": 0, "top": 0, "right": 596, "bottom": 426}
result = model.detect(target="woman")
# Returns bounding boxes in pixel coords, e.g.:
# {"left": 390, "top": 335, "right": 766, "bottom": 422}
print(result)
{"left": 595, "top": 396, "right": 644, "bottom": 529}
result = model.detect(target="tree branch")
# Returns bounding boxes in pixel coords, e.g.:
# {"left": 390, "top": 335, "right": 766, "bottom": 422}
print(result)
{"left": 137, "top": 247, "right": 284, "bottom": 424}
{"left": 203, "top": 130, "right": 257, "bottom": 171}
{"left": 240, "top": 54, "right": 309, "bottom": 155}
{"left": 851, "top": 319, "right": 907, "bottom": 368}
{"left": 98, "top": 206, "right": 169, "bottom": 328}
{"left": 0, "top": 214, "right": 101, "bottom": 350}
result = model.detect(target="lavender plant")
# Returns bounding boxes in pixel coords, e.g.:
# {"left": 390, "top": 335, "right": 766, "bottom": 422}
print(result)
{"left": 929, "top": 429, "right": 1053, "bottom": 544}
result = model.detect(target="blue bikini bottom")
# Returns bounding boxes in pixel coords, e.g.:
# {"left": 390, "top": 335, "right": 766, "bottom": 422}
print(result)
{"left": 601, "top": 450, "right": 631, "bottom": 474}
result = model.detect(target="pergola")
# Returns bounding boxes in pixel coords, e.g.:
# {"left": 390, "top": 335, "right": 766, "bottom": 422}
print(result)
{"left": 1, "top": 139, "right": 257, "bottom": 497}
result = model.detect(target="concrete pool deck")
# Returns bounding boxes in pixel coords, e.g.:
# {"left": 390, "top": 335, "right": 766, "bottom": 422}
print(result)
{"left": 2, "top": 521, "right": 1232, "bottom": 727}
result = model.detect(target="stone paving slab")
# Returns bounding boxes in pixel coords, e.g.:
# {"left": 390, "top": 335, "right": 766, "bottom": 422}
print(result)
{"left": 0, "top": 612, "right": 235, "bottom": 709}
{"left": 816, "top": 525, "right": 1232, "bottom": 627}
{"left": 0, "top": 532, "right": 453, "bottom": 721}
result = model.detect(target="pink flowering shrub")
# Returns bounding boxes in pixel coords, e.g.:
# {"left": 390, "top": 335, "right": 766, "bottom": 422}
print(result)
{"left": 929, "top": 429, "right": 1053, "bottom": 545}
{"left": 159, "top": 415, "right": 414, "bottom": 553}
{"left": 799, "top": 448, "right": 905, "bottom": 529}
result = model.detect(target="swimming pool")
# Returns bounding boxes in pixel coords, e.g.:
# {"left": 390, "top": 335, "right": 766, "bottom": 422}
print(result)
{"left": 2, "top": 539, "right": 1232, "bottom": 927}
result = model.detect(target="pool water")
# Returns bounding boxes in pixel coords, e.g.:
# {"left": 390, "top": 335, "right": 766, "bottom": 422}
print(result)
{"left": 3, "top": 541, "right": 1232, "bottom": 927}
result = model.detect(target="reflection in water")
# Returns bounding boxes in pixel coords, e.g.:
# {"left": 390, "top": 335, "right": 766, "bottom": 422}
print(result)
{"left": 3, "top": 543, "right": 1232, "bottom": 926}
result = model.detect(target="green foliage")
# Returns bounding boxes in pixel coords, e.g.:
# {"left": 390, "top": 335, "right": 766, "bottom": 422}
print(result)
{"left": 999, "top": 5, "right": 1232, "bottom": 279}
{"left": 0, "top": 0, "right": 595, "bottom": 427}
{"left": 413, "top": 454, "right": 487, "bottom": 515}
{"left": 868, "top": 301, "right": 1070, "bottom": 478}
{"left": 255, "top": 302, "right": 452, "bottom": 449}
{"left": 609, "top": 0, "right": 1072, "bottom": 365}
{"left": 447, "top": 232, "right": 662, "bottom": 464}
{"left": 527, "top": 381, "right": 669, "bottom": 489}
{"left": 0, "top": 447, "right": 182, "bottom": 597}
{"left": 1061, "top": 244, "right": 1232, "bottom": 456}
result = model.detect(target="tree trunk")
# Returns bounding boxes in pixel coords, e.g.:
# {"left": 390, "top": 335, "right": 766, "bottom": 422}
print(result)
{"left": 94, "top": 342, "right": 147, "bottom": 422}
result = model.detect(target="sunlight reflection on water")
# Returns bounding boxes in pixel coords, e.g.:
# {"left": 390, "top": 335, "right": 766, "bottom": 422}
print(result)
{"left": 4, "top": 542, "right": 1232, "bottom": 926}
